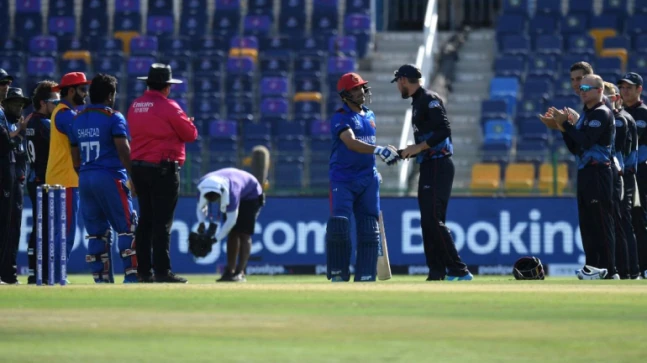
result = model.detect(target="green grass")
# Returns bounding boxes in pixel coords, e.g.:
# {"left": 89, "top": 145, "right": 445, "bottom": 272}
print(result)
{"left": 1, "top": 276, "right": 646, "bottom": 362}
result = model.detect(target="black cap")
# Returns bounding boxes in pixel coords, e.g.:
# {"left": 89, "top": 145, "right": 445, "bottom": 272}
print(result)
{"left": 137, "top": 63, "right": 183, "bottom": 84}
{"left": 0, "top": 68, "right": 14, "bottom": 82}
{"left": 391, "top": 64, "right": 422, "bottom": 83}
{"left": 618, "top": 72, "right": 643, "bottom": 86}
{"left": 2, "top": 87, "right": 31, "bottom": 107}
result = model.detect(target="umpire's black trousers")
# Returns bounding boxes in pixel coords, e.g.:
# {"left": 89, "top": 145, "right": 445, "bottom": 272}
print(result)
{"left": 634, "top": 163, "right": 647, "bottom": 274}
{"left": 0, "top": 163, "right": 16, "bottom": 282}
{"left": 621, "top": 172, "right": 641, "bottom": 278}
{"left": 132, "top": 161, "right": 180, "bottom": 278}
{"left": 612, "top": 170, "right": 629, "bottom": 278}
{"left": 577, "top": 165, "right": 616, "bottom": 276}
{"left": 418, "top": 157, "right": 469, "bottom": 279}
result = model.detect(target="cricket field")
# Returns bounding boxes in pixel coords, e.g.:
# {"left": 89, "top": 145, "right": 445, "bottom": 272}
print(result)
{"left": 1, "top": 275, "right": 645, "bottom": 362}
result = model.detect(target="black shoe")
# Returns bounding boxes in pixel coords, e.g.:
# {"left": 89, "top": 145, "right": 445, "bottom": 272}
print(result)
{"left": 216, "top": 269, "right": 237, "bottom": 282}
{"left": 154, "top": 273, "right": 188, "bottom": 283}
{"left": 138, "top": 275, "right": 154, "bottom": 283}
{"left": 233, "top": 272, "right": 247, "bottom": 282}
{"left": 426, "top": 275, "right": 445, "bottom": 281}
{"left": 27, "top": 276, "right": 36, "bottom": 285}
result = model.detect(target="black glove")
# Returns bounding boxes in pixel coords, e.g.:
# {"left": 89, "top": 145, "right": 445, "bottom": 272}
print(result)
{"left": 189, "top": 223, "right": 218, "bottom": 258}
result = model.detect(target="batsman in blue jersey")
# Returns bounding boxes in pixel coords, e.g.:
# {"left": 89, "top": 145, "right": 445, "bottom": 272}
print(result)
{"left": 326, "top": 73, "right": 399, "bottom": 282}
{"left": 70, "top": 74, "right": 139, "bottom": 283}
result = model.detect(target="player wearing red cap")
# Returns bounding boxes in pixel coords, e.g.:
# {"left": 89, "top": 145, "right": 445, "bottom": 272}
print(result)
{"left": 325, "top": 72, "right": 399, "bottom": 282}
{"left": 45, "top": 72, "right": 91, "bottom": 283}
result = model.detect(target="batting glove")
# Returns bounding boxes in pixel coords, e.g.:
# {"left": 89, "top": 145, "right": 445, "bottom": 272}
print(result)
{"left": 374, "top": 146, "right": 400, "bottom": 165}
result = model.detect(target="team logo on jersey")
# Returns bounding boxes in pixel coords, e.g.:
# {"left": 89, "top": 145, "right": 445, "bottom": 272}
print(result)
{"left": 370, "top": 118, "right": 376, "bottom": 128}
{"left": 615, "top": 119, "right": 623, "bottom": 127}
{"left": 429, "top": 100, "right": 440, "bottom": 108}
{"left": 637, "top": 120, "right": 647, "bottom": 128}
{"left": 588, "top": 120, "right": 601, "bottom": 127}
{"left": 354, "top": 119, "right": 361, "bottom": 130}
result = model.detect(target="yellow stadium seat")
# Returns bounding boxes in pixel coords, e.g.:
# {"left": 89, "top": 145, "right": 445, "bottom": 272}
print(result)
{"left": 589, "top": 28, "right": 617, "bottom": 55}
{"left": 600, "top": 49, "right": 628, "bottom": 72}
{"left": 293, "top": 92, "right": 323, "bottom": 102}
{"left": 228, "top": 48, "right": 258, "bottom": 62}
{"left": 504, "top": 163, "right": 535, "bottom": 196}
{"left": 538, "top": 163, "right": 569, "bottom": 196}
{"left": 470, "top": 163, "right": 501, "bottom": 196}
{"left": 113, "top": 31, "right": 140, "bottom": 55}
{"left": 62, "top": 51, "right": 91, "bottom": 65}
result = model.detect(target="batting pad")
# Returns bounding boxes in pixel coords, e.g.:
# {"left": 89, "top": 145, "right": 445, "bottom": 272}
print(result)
{"left": 355, "top": 216, "right": 379, "bottom": 282}
{"left": 326, "top": 216, "right": 351, "bottom": 281}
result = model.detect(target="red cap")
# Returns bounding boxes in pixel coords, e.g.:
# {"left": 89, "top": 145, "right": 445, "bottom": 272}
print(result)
{"left": 337, "top": 72, "right": 368, "bottom": 92}
{"left": 52, "top": 72, "right": 91, "bottom": 92}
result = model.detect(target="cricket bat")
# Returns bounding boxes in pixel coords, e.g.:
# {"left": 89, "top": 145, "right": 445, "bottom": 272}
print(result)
{"left": 377, "top": 211, "right": 392, "bottom": 280}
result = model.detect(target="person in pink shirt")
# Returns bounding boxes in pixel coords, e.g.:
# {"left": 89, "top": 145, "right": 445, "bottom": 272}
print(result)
{"left": 127, "top": 63, "right": 198, "bottom": 283}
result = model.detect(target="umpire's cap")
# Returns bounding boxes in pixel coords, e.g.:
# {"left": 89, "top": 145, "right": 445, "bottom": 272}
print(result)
{"left": 2, "top": 87, "right": 31, "bottom": 107}
{"left": 137, "top": 63, "right": 183, "bottom": 84}
{"left": 0, "top": 68, "right": 13, "bottom": 82}
{"left": 337, "top": 72, "right": 368, "bottom": 92}
{"left": 391, "top": 64, "right": 422, "bottom": 83}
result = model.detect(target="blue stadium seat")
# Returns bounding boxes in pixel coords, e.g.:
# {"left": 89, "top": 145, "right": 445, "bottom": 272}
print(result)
{"left": 628, "top": 52, "right": 647, "bottom": 73}
{"left": 193, "top": 56, "right": 224, "bottom": 77}
{"left": 227, "top": 56, "right": 255, "bottom": 75}
{"left": 536, "top": 0, "right": 562, "bottom": 14}
{"left": 242, "top": 136, "right": 270, "bottom": 153}
{"left": 0, "top": 37, "right": 26, "bottom": 56}
{"left": 626, "top": 14, "right": 647, "bottom": 36}
{"left": 29, "top": 36, "right": 58, "bottom": 57}
{"left": 27, "top": 57, "right": 56, "bottom": 77}
{"left": 312, "top": 12, "right": 339, "bottom": 36}
{"left": 502, "top": 0, "right": 529, "bottom": 15}
{"left": 48, "top": 16, "right": 76, "bottom": 37}
{"left": 328, "top": 57, "right": 356, "bottom": 77}
{"left": 243, "top": 121, "right": 271, "bottom": 139}
{"left": 84, "top": 0, "right": 108, "bottom": 13}
{"left": 598, "top": 72, "right": 621, "bottom": 84}
{"left": 294, "top": 76, "right": 322, "bottom": 93}
{"left": 182, "top": 0, "right": 207, "bottom": 15}
{"left": 518, "top": 117, "right": 549, "bottom": 141}
{"left": 15, "top": 0, "right": 41, "bottom": 13}
{"left": 244, "top": 15, "right": 271, "bottom": 36}
{"left": 274, "top": 161, "right": 304, "bottom": 189}
{"left": 114, "top": 12, "right": 142, "bottom": 32}
{"left": 495, "top": 14, "right": 526, "bottom": 40}
{"left": 194, "top": 96, "right": 222, "bottom": 119}
{"left": 193, "top": 76, "right": 222, "bottom": 97}
{"left": 160, "top": 56, "right": 191, "bottom": 77}
{"left": 517, "top": 99, "right": 545, "bottom": 118}
{"left": 127, "top": 56, "right": 155, "bottom": 77}
{"left": 523, "top": 78, "right": 552, "bottom": 101}
{"left": 209, "top": 120, "right": 238, "bottom": 150}
{"left": 193, "top": 36, "right": 228, "bottom": 57}
{"left": 560, "top": 13, "right": 589, "bottom": 34}
{"left": 553, "top": 78, "right": 573, "bottom": 97}
{"left": 329, "top": 35, "right": 357, "bottom": 57}
{"left": 346, "top": 0, "right": 370, "bottom": 14}
{"left": 60, "top": 59, "right": 88, "bottom": 74}
{"left": 115, "top": 0, "right": 140, "bottom": 12}
{"left": 0, "top": 56, "right": 24, "bottom": 82}
{"left": 180, "top": 12, "right": 208, "bottom": 37}
{"left": 90, "top": 37, "right": 124, "bottom": 57}
{"left": 490, "top": 77, "right": 519, "bottom": 98}
{"left": 281, "top": 0, "right": 305, "bottom": 13}
{"left": 279, "top": 12, "right": 307, "bottom": 35}
{"left": 230, "top": 35, "right": 259, "bottom": 49}
{"left": 603, "top": 36, "right": 630, "bottom": 49}
{"left": 527, "top": 55, "right": 558, "bottom": 79}
{"left": 635, "top": 0, "right": 647, "bottom": 14}
{"left": 529, "top": 14, "right": 559, "bottom": 36}
{"left": 296, "top": 36, "right": 328, "bottom": 57}
{"left": 295, "top": 56, "right": 322, "bottom": 77}
{"left": 159, "top": 36, "right": 192, "bottom": 57}
{"left": 260, "top": 98, "right": 289, "bottom": 118}
{"left": 57, "top": 36, "right": 87, "bottom": 53}
{"left": 260, "top": 77, "right": 289, "bottom": 98}
{"left": 294, "top": 101, "right": 322, "bottom": 120}
{"left": 148, "top": 0, "right": 173, "bottom": 15}
{"left": 82, "top": 13, "right": 109, "bottom": 37}
{"left": 126, "top": 78, "right": 147, "bottom": 99}
{"left": 568, "top": 0, "right": 594, "bottom": 15}
{"left": 273, "top": 119, "right": 306, "bottom": 136}
{"left": 326, "top": 99, "right": 344, "bottom": 116}
{"left": 49, "top": 0, "right": 74, "bottom": 16}
{"left": 534, "top": 34, "right": 563, "bottom": 55}
{"left": 275, "top": 135, "right": 305, "bottom": 155}
{"left": 226, "top": 75, "right": 253, "bottom": 94}
{"left": 260, "top": 55, "right": 290, "bottom": 77}
{"left": 344, "top": 14, "right": 371, "bottom": 57}
{"left": 0, "top": 2, "right": 7, "bottom": 34}
{"left": 481, "top": 99, "right": 509, "bottom": 120}
{"left": 516, "top": 140, "right": 548, "bottom": 163}
{"left": 560, "top": 54, "right": 594, "bottom": 76}
{"left": 130, "top": 35, "right": 159, "bottom": 56}
{"left": 169, "top": 78, "right": 189, "bottom": 96}
{"left": 227, "top": 98, "right": 254, "bottom": 121}
{"left": 550, "top": 95, "right": 580, "bottom": 111}
{"left": 147, "top": 15, "right": 174, "bottom": 39}
{"left": 93, "top": 54, "right": 125, "bottom": 75}
{"left": 500, "top": 35, "right": 530, "bottom": 56}
{"left": 597, "top": 57, "right": 622, "bottom": 74}
{"left": 259, "top": 36, "right": 292, "bottom": 57}
{"left": 248, "top": 0, "right": 274, "bottom": 16}
{"left": 483, "top": 120, "right": 513, "bottom": 149}
{"left": 633, "top": 35, "right": 647, "bottom": 51}
{"left": 14, "top": 13, "right": 43, "bottom": 40}
{"left": 603, "top": 0, "right": 628, "bottom": 18}
{"left": 590, "top": 15, "right": 619, "bottom": 31}
{"left": 567, "top": 34, "right": 595, "bottom": 55}
{"left": 213, "top": 10, "right": 240, "bottom": 36}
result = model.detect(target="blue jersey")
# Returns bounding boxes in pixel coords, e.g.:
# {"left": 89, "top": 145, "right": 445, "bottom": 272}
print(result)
{"left": 329, "top": 104, "right": 377, "bottom": 182}
{"left": 70, "top": 104, "right": 129, "bottom": 179}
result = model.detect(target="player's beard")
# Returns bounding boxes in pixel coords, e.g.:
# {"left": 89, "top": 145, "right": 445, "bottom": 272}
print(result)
{"left": 74, "top": 92, "right": 86, "bottom": 106}
{"left": 400, "top": 86, "right": 409, "bottom": 99}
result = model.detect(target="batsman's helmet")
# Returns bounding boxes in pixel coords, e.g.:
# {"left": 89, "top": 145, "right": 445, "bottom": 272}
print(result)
{"left": 512, "top": 256, "right": 545, "bottom": 280}
{"left": 337, "top": 72, "right": 371, "bottom": 105}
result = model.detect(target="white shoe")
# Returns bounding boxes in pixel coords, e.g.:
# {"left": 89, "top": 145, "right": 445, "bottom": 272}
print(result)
{"left": 577, "top": 265, "right": 608, "bottom": 280}
{"left": 611, "top": 274, "right": 620, "bottom": 280}
{"left": 632, "top": 275, "right": 642, "bottom": 280}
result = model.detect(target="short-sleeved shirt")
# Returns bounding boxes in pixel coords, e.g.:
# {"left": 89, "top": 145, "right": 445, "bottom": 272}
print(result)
{"left": 25, "top": 112, "right": 51, "bottom": 183}
{"left": 329, "top": 104, "right": 377, "bottom": 182}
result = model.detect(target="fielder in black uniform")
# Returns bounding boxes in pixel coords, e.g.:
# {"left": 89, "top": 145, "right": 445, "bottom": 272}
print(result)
{"left": 554, "top": 74, "right": 617, "bottom": 279}
{"left": 392, "top": 64, "right": 472, "bottom": 281}
{"left": 618, "top": 72, "right": 647, "bottom": 277}
{"left": 25, "top": 81, "right": 60, "bottom": 284}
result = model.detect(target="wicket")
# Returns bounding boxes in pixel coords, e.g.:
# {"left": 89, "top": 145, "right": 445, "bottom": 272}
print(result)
{"left": 36, "top": 185, "right": 67, "bottom": 286}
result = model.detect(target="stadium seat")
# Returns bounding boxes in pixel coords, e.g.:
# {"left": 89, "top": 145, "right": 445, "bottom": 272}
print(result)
{"left": 534, "top": 34, "right": 563, "bottom": 55}
{"left": 529, "top": 14, "right": 558, "bottom": 36}
{"left": 1, "top": 37, "right": 26, "bottom": 56}
{"left": 294, "top": 76, "right": 323, "bottom": 93}
{"left": 244, "top": 15, "right": 272, "bottom": 36}
{"left": 296, "top": 36, "right": 328, "bottom": 57}
{"left": 15, "top": 0, "right": 41, "bottom": 13}
{"left": 590, "top": 15, "right": 620, "bottom": 32}
{"left": 248, "top": 0, "right": 274, "bottom": 16}
{"left": 227, "top": 56, "right": 255, "bottom": 74}
{"left": 160, "top": 36, "right": 192, "bottom": 57}
{"left": 0, "top": 56, "right": 24, "bottom": 81}
{"left": 193, "top": 76, "right": 222, "bottom": 97}
{"left": 148, "top": 0, "right": 173, "bottom": 15}
{"left": 227, "top": 98, "right": 254, "bottom": 121}
{"left": 193, "top": 56, "right": 224, "bottom": 77}
{"left": 344, "top": 14, "right": 371, "bottom": 57}
{"left": 115, "top": 0, "right": 140, "bottom": 12}
{"left": 279, "top": 12, "right": 307, "bottom": 36}
{"left": 273, "top": 161, "right": 304, "bottom": 190}
{"left": 226, "top": 75, "right": 253, "bottom": 94}
{"left": 81, "top": 13, "right": 109, "bottom": 37}
{"left": 48, "top": 16, "right": 75, "bottom": 36}
{"left": 568, "top": 0, "right": 594, "bottom": 15}
{"left": 523, "top": 78, "right": 552, "bottom": 101}
{"left": 113, "top": 31, "right": 141, "bottom": 54}
{"left": 27, "top": 57, "right": 56, "bottom": 77}
{"left": 495, "top": 14, "right": 527, "bottom": 42}
{"left": 62, "top": 51, "right": 92, "bottom": 66}
{"left": 193, "top": 36, "right": 228, "bottom": 57}
{"left": 536, "top": 0, "right": 561, "bottom": 15}
{"left": 231, "top": 36, "right": 259, "bottom": 49}
{"left": 260, "top": 77, "right": 289, "bottom": 98}
{"left": 194, "top": 96, "right": 222, "bottom": 119}
{"left": 470, "top": 163, "right": 501, "bottom": 196}
{"left": 516, "top": 140, "right": 548, "bottom": 163}
{"left": 15, "top": 13, "right": 43, "bottom": 40}
{"left": 600, "top": 49, "right": 627, "bottom": 72}
{"left": 328, "top": 57, "right": 356, "bottom": 78}
{"left": 259, "top": 36, "right": 292, "bottom": 57}
{"left": 603, "top": 0, "right": 628, "bottom": 18}
{"left": 312, "top": 0, "right": 339, "bottom": 35}
{"left": 500, "top": 35, "right": 530, "bottom": 56}
{"left": 93, "top": 55, "right": 125, "bottom": 75}
{"left": 603, "top": 36, "right": 630, "bottom": 51}
{"left": 560, "top": 14, "right": 589, "bottom": 34}
{"left": 182, "top": 0, "right": 207, "bottom": 15}
{"left": 260, "top": 98, "right": 289, "bottom": 118}
{"left": 29, "top": 36, "right": 57, "bottom": 57}
{"left": 213, "top": 10, "right": 240, "bottom": 36}
{"left": 567, "top": 34, "right": 595, "bottom": 55}
{"left": 209, "top": 120, "right": 238, "bottom": 152}
{"left": 481, "top": 99, "right": 509, "bottom": 120}
{"left": 294, "top": 98, "right": 322, "bottom": 119}
{"left": 180, "top": 12, "right": 208, "bottom": 37}
{"left": 242, "top": 121, "right": 271, "bottom": 141}
{"left": 273, "top": 119, "right": 306, "bottom": 137}
{"left": 517, "top": 99, "right": 545, "bottom": 118}
{"left": 90, "top": 37, "right": 124, "bottom": 57}
{"left": 114, "top": 12, "right": 142, "bottom": 32}
{"left": 295, "top": 56, "right": 323, "bottom": 77}
{"left": 147, "top": 15, "right": 174, "bottom": 39}
{"left": 518, "top": 117, "right": 548, "bottom": 141}
{"left": 504, "top": 163, "right": 535, "bottom": 195}
{"left": 490, "top": 77, "right": 519, "bottom": 98}
{"left": 539, "top": 163, "right": 569, "bottom": 195}
{"left": 483, "top": 120, "right": 513, "bottom": 149}
{"left": 635, "top": 0, "right": 647, "bottom": 14}
{"left": 627, "top": 14, "right": 647, "bottom": 36}
{"left": 501, "top": 0, "right": 529, "bottom": 15}
{"left": 527, "top": 55, "right": 557, "bottom": 79}
{"left": 130, "top": 35, "right": 159, "bottom": 56}
{"left": 329, "top": 35, "right": 357, "bottom": 57}
{"left": 260, "top": 55, "right": 290, "bottom": 77}
{"left": 596, "top": 56, "right": 623, "bottom": 74}
{"left": 589, "top": 29, "right": 617, "bottom": 54}
{"left": 127, "top": 56, "right": 155, "bottom": 77}
{"left": 628, "top": 52, "right": 647, "bottom": 74}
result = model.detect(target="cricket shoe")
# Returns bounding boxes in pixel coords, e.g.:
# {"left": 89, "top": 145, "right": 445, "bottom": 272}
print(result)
{"left": 155, "top": 272, "right": 188, "bottom": 283}
{"left": 217, "top": 270, "right": 240, "bottom": 282}
{"left": 610, "top": 274, "right": 620, "bottom": 280}
{"left": 446, "top": 272, "right": 474, "bottom": 281}
{"left": 576, "top": 266, "right": 608, "bottom": 280}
